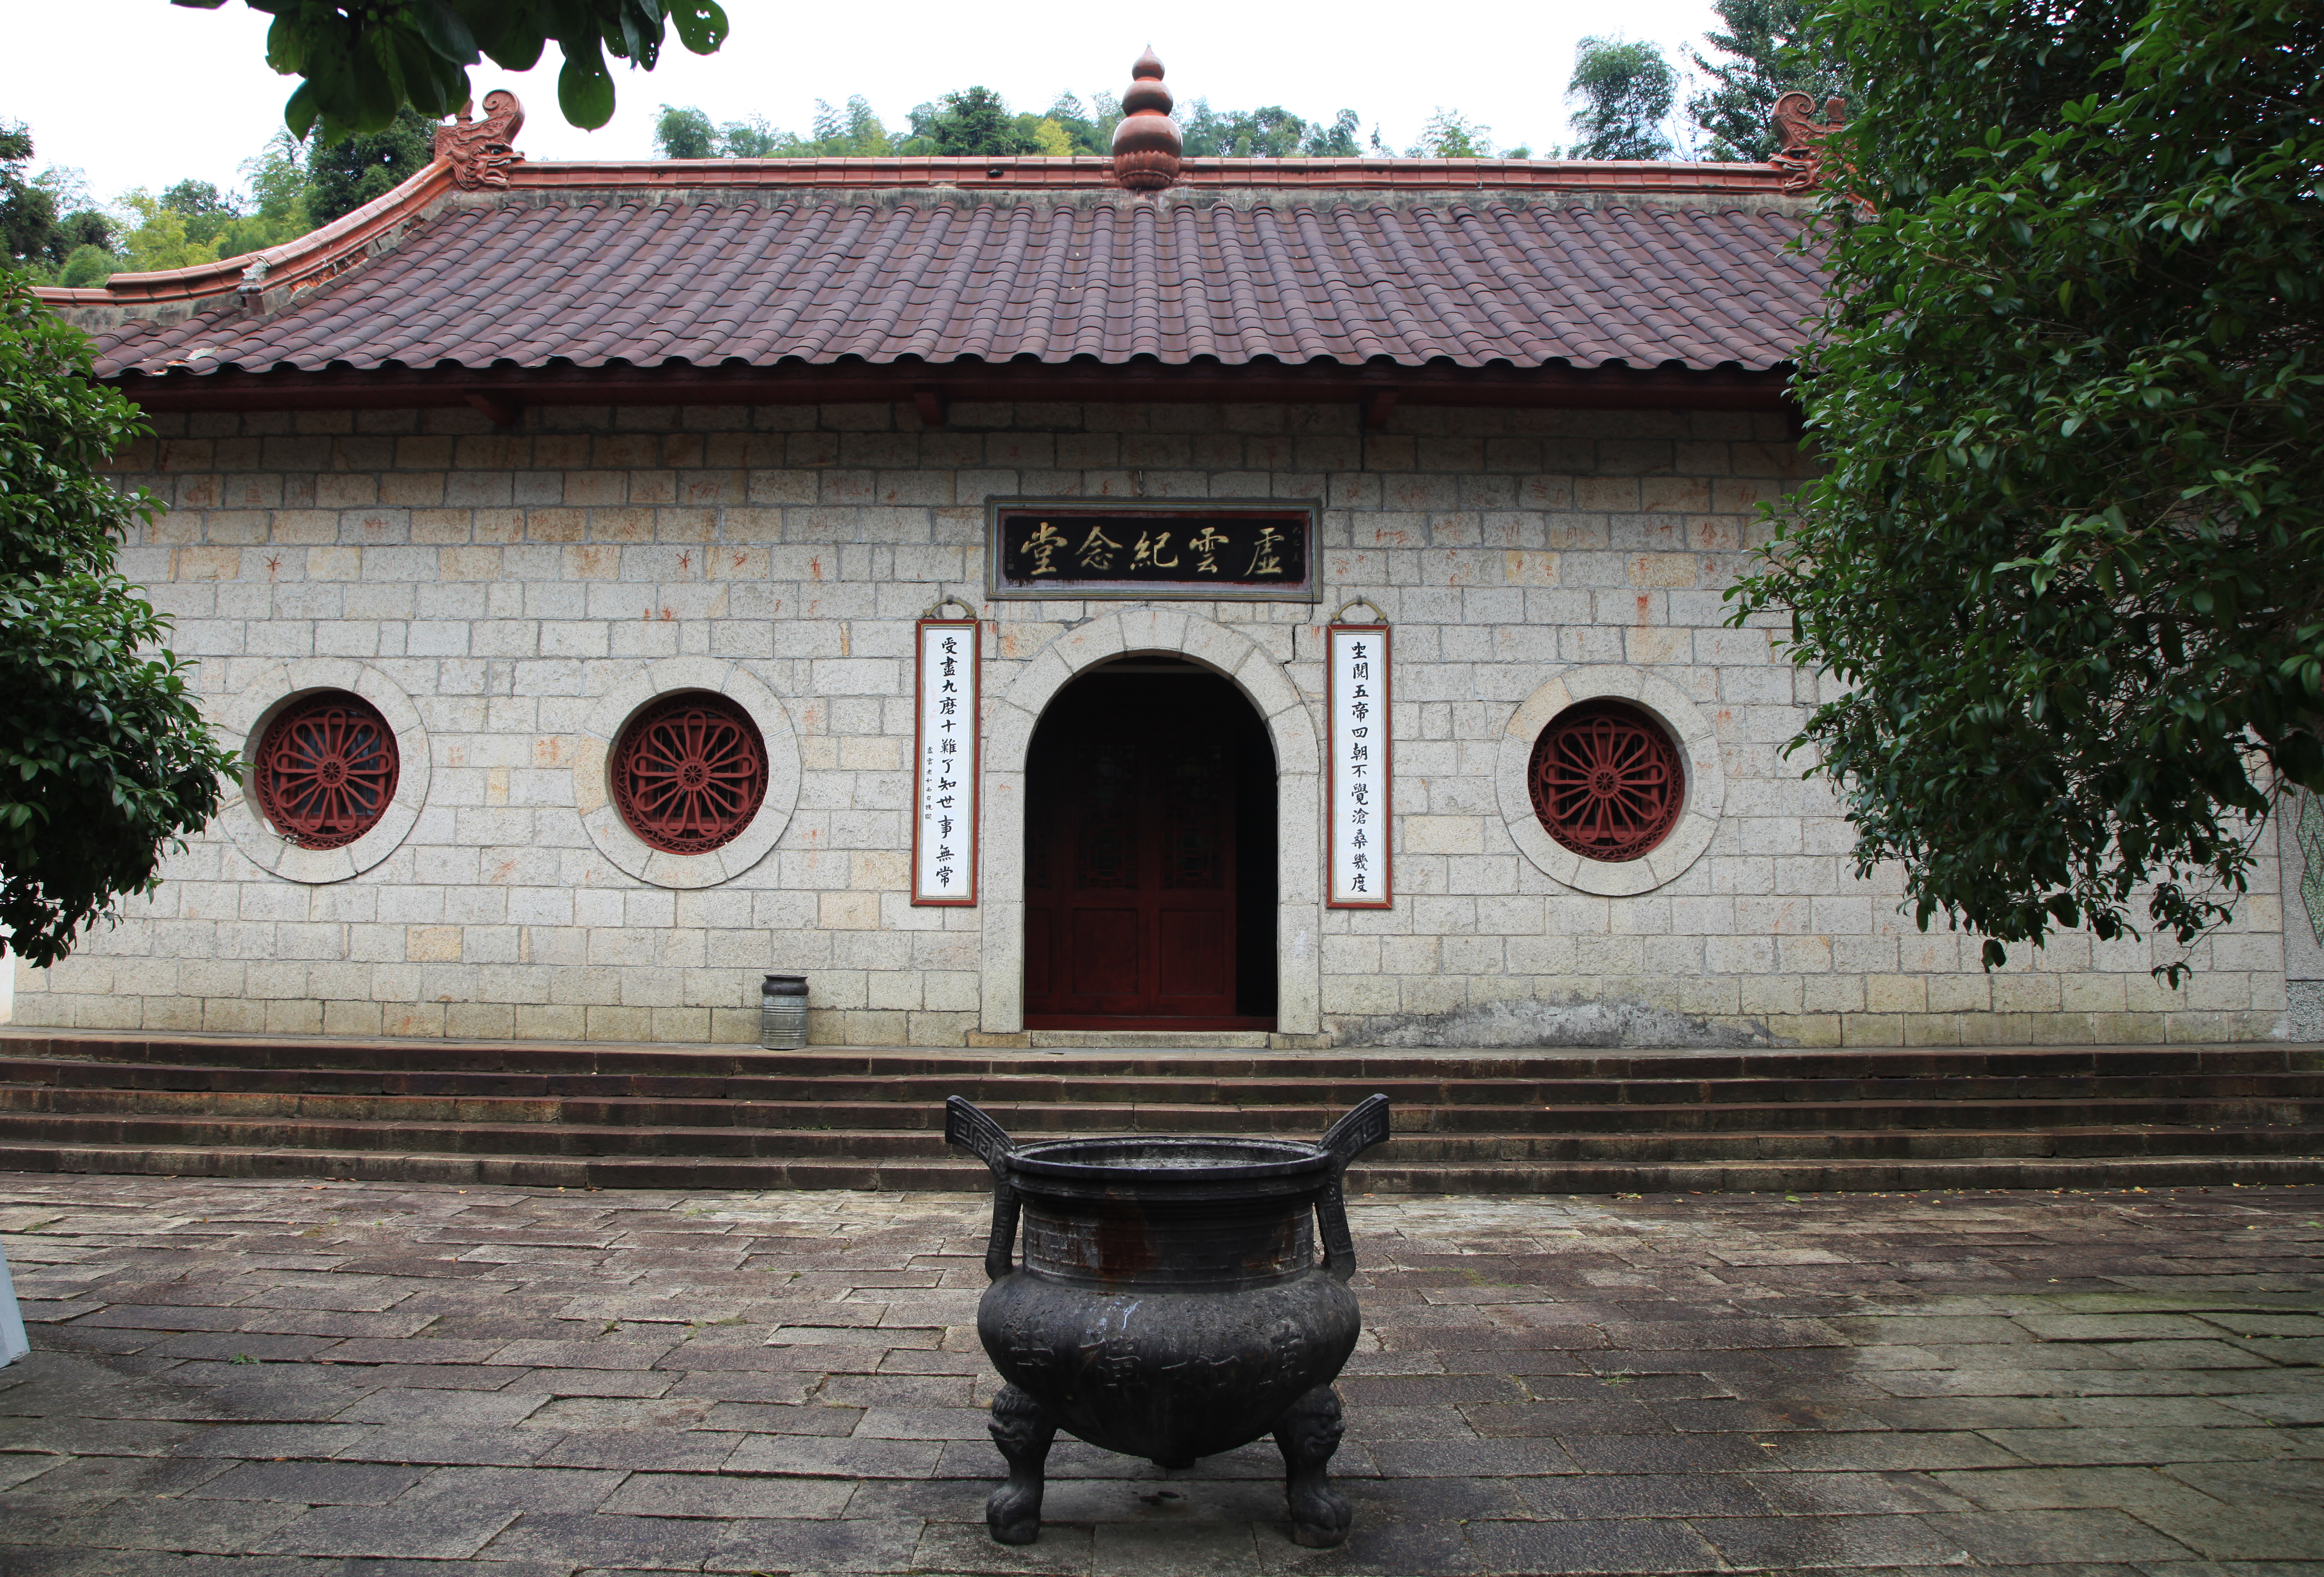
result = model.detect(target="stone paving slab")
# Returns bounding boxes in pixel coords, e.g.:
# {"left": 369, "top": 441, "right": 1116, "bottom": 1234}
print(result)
{"left": 0, "top": 1173, "right": 2318, "bottom": 1575}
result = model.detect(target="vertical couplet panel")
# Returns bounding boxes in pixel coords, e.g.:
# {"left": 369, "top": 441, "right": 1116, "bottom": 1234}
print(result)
{"left": 913, "top": 618, "right": 981, "bottom": 906}
{"left": 1326, "top": 622, "right": 1393, "bottom": 909}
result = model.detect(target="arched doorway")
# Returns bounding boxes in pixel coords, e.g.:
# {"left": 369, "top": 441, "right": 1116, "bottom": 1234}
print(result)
{"left": 1022, "top": 656, "right": 1278, "bottom": 1030}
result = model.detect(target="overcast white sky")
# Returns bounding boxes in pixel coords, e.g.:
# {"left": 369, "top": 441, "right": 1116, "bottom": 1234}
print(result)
{"left": 6, "top": 0, "right": 1730, "bottom": 204}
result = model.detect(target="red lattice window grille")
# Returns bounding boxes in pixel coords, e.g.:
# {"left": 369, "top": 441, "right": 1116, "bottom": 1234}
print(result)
{"left": 1528, "top": 700, "right": 1684, "bottom": 863}
{"left": 254, "top": 692, "right": 401, "bottom": 850}
{"left": 611, "top": 692, "right": 769, "bottom": 855}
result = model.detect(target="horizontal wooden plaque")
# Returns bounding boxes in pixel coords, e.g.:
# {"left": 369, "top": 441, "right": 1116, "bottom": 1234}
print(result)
{"left": 986, "top": 499, "right": 1320, "bottom": 601}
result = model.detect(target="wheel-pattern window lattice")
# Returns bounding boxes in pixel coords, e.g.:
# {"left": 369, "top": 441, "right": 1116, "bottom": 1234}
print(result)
{"left": 612, "top": 692, "right": 769, "bottom": 855}
{"left": 254, "top": 692, "right": 401, "bottom": 850}
{"left": 1528, "top": 699, "right": 1683, "bottom": 863}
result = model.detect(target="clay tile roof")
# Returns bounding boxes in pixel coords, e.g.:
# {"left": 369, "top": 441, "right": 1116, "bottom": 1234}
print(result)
{"left": 50, "top": 156, "right": 1828, "bottom": 404}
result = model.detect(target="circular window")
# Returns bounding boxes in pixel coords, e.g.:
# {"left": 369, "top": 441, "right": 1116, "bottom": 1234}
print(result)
{"left": 1528, "top": 699, "right": 1684, "bottom": 863}
{"left": 252, "top": 691, "right": 402, "bottom": 850}
{"left": 611, "top": 692, "right": 770, "bottom": 855}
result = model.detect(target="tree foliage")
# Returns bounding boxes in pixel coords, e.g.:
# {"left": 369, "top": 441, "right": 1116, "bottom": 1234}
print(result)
{"left": 113, "top": 193, "right": 220, "bottom": 274}
{"left": 905, "top": 91, "right": 1118, "bottom": 158}
{"left": 1181, "top": 103, "right": 1368, "bottom": 158}
{"left": 44, "top": 133, "right": 313, "bottom": 288}
{"left": 1688, "top": 0, "right": 1853, "bottom": 161}
{"left": 159, "top": 181, "right": 240, "bottom": 247}
{"left": 226, "top": 129, "right": 315, "bottom": 253}
{"left": 1036, "top": 94, "right": 1122, "bottom": 156}
{"left": 656, "top": 101, "right": 839, "bottom": 158}
{"left": 651, "top": 87, "right": 1439, "bottom": 163}
{"left": 306, "top": 107, "right": 434, "bottom": 227}
{"left": 0, "top": 271, "right": 235, "bottom": 966}
{"left": 1729, "top": 0, "right": 2324, "bottom": 977}
{"left": 1566, "top": 37, "right": 1677, "bottom": 160}
{"left": 652, "top": 103, "right": 716, "bottom": 158}
{"left": 1407, "top": 109, "right": 1517, "bottom": 159}
{"left": 2, "top": 126, "right": 113, "bottom": 274}
{"left": 172, "top": 0, "right": 729, "bottom": 142}
{"left": 917, "top": 87, "right": 1039, "bottom": 158}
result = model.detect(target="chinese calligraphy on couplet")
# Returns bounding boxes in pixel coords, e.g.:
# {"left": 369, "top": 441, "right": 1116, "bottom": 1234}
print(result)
{"left": 914, "top": 619, "right": 979, "bottom": 905}
{"left": 1327, "top": 622, "right": 1393, "bottom": 909}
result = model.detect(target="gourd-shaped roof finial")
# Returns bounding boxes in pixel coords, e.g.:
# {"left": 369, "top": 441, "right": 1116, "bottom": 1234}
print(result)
{"left": 1111, "top": 46, "right": 1182, "bottom": 193}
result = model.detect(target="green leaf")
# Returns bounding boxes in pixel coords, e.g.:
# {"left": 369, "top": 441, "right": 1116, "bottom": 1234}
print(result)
{"left": 263, "top": 9, "right": 310, "bottom": 74}
{"left": 468, "top": 0, "right": 547, "bottom": 69}
{"left": 668, "top": 0, "right": 727, "bottom": 53}
{"left": 283, "top": 80, "right": 322, "bottom": 142}
{"left": 557, "top": 38, "right": 615, "bottom": 129}
{"left": 407, "top": 0, "right": 480, "bottom": 65}
{"left": 178, "top": 0, "right": 728, "bottom": 133}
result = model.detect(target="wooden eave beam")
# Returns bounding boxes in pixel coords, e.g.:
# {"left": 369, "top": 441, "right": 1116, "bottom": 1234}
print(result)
{"left": 464, "top": 391, "right": 525, "bottom": 428}
{"left": 107, "top": 361, "right": 1797, "bottom": 416}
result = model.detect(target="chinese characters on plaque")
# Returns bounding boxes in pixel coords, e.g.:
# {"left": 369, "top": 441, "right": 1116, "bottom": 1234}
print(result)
{"left": 1327, "top": 620, "right": 1392, "bottom": 908}
{"left": 989, "top": 502, "right": 1319, "bottom": 601}
{"left": 913, "top": 618, "right": 979, "bottom": 905}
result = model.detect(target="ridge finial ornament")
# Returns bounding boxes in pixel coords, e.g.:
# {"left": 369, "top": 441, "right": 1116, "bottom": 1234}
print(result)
{"left": 1770, "top": 91, "right": 1845, "bottom": 194}
{"left": 1111, "top": 46, "right": 1182, "bottom": 193}
{"left": 434, "top": 90, "right": 526, "bottom": 191}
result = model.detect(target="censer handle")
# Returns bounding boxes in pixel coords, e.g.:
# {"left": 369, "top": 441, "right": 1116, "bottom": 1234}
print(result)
{"left": 1315, "top": 1094, "right": 1391, "bottom": 1283}
{"left": 946, "top": 1096, "right": 1023, "bottom": 1281}
{"left": 982, "top": 1185, "right": 1022, "bottom": 1283}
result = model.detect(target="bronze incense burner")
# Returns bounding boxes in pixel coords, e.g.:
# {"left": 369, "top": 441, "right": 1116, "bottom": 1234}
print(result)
{"left": 946, "top": 1093, "right": 1391, "bottom": 1548}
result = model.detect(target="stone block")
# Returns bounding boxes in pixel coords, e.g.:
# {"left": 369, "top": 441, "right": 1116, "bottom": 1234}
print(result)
{"left": 405, "top": 927, "right": 463, "bottom": 963}
{"left": 819, "top": 892, "right": 879, "bottom": 931}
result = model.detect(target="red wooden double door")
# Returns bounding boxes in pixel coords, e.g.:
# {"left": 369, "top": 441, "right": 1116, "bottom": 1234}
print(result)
{"left": 1024, "top": 667, "right": 1275, "bottom": 1029}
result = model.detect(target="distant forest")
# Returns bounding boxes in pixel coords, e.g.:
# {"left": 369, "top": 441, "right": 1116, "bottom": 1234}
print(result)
{"left": 4, "top": 1, "right": 1841, "bottom": 287}
{"left": 649, "top": 90, "right": 1492, "bottom": 163}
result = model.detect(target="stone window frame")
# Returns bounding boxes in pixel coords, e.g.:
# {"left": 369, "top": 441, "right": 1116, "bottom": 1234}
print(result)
{"left": 1496, "top": 666, "right": 1726, "bottom": 897}
{"left": 219, "top": 659, "right": 432, "bottom": 885}
{"left": 575, "top": 656, "right": 801, "bottom": 890}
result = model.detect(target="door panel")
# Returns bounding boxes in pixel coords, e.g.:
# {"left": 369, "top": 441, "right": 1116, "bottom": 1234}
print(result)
{"left": 1156, "top": 909, "right": 1227, "bottom": 1000}
{"left": 1024, "top": 906, "right": 1052, "bottom": 1002}
{"left": 1070, "top": 907, "right": 1143, "bottom": 1000}
{"left": 1024, "top": 672, "right": 1246, "bottom": 1022}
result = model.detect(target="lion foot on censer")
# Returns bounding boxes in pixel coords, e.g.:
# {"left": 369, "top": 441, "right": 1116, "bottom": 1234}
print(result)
{"left": 985, "top": 1382, "right": 1057, "bottom": 1545}
{"left": 1275, "top": 1384, "right": 1352, "bottom": 1548}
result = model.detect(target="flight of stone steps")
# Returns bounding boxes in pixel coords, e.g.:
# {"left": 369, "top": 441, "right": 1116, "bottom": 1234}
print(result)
{"left": 0, "top": 1031, "right": 2320, "bottom": 1194}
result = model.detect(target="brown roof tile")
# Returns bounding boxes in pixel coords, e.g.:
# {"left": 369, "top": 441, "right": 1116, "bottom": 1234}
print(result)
{"left": 79, "top": 180, "right": 1824, "bottom": 390}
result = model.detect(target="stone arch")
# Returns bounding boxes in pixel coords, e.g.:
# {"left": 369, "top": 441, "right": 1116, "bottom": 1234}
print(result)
{"left": 979, "top": 609, "right": 1323, "bottom": 1036}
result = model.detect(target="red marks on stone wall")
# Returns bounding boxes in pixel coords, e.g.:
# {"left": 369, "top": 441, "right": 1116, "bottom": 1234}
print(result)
{"left": 611, "top": 692, "right": 769, "bottom": 855}
{"left": 1528, "top": 701, "right": 1683, "bottom": 863}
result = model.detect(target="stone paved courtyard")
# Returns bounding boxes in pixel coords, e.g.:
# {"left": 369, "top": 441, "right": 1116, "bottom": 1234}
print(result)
{"left": 0, "top": 1174, "right": 2318, "bottom": 1575}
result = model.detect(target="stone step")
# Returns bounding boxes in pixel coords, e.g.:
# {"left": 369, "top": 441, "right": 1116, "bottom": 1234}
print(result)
{"left": 4, "top": 1106, "right": 2320, "bottom": 1164}
{"left": 6, "top": 1080, "right": 2322, "bottom": 1135}
{"left": 2, "top": 1139, "right": 2318, "bottom": 1195}
{"left": 4, "top": 1030, "right": 2316, "bottom": 1082}
{"left": 1024, "top": 1030, "right": 1279, "bottom": 1049}
{"left": 2, "top": 1031, "right": 2318, "bottom": 1194}
{"left": 5, "top": 1056, "right": 2321, "bottom": 1110}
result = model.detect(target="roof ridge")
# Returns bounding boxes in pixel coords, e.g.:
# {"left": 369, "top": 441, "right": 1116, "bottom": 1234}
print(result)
{"left": 505, "top": 153, "right": 1791, "bottom": 194}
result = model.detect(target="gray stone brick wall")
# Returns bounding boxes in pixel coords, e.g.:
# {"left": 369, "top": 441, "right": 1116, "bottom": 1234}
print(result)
{"left": 8, "top": 399, "right": 2287, "bottom": 1047}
